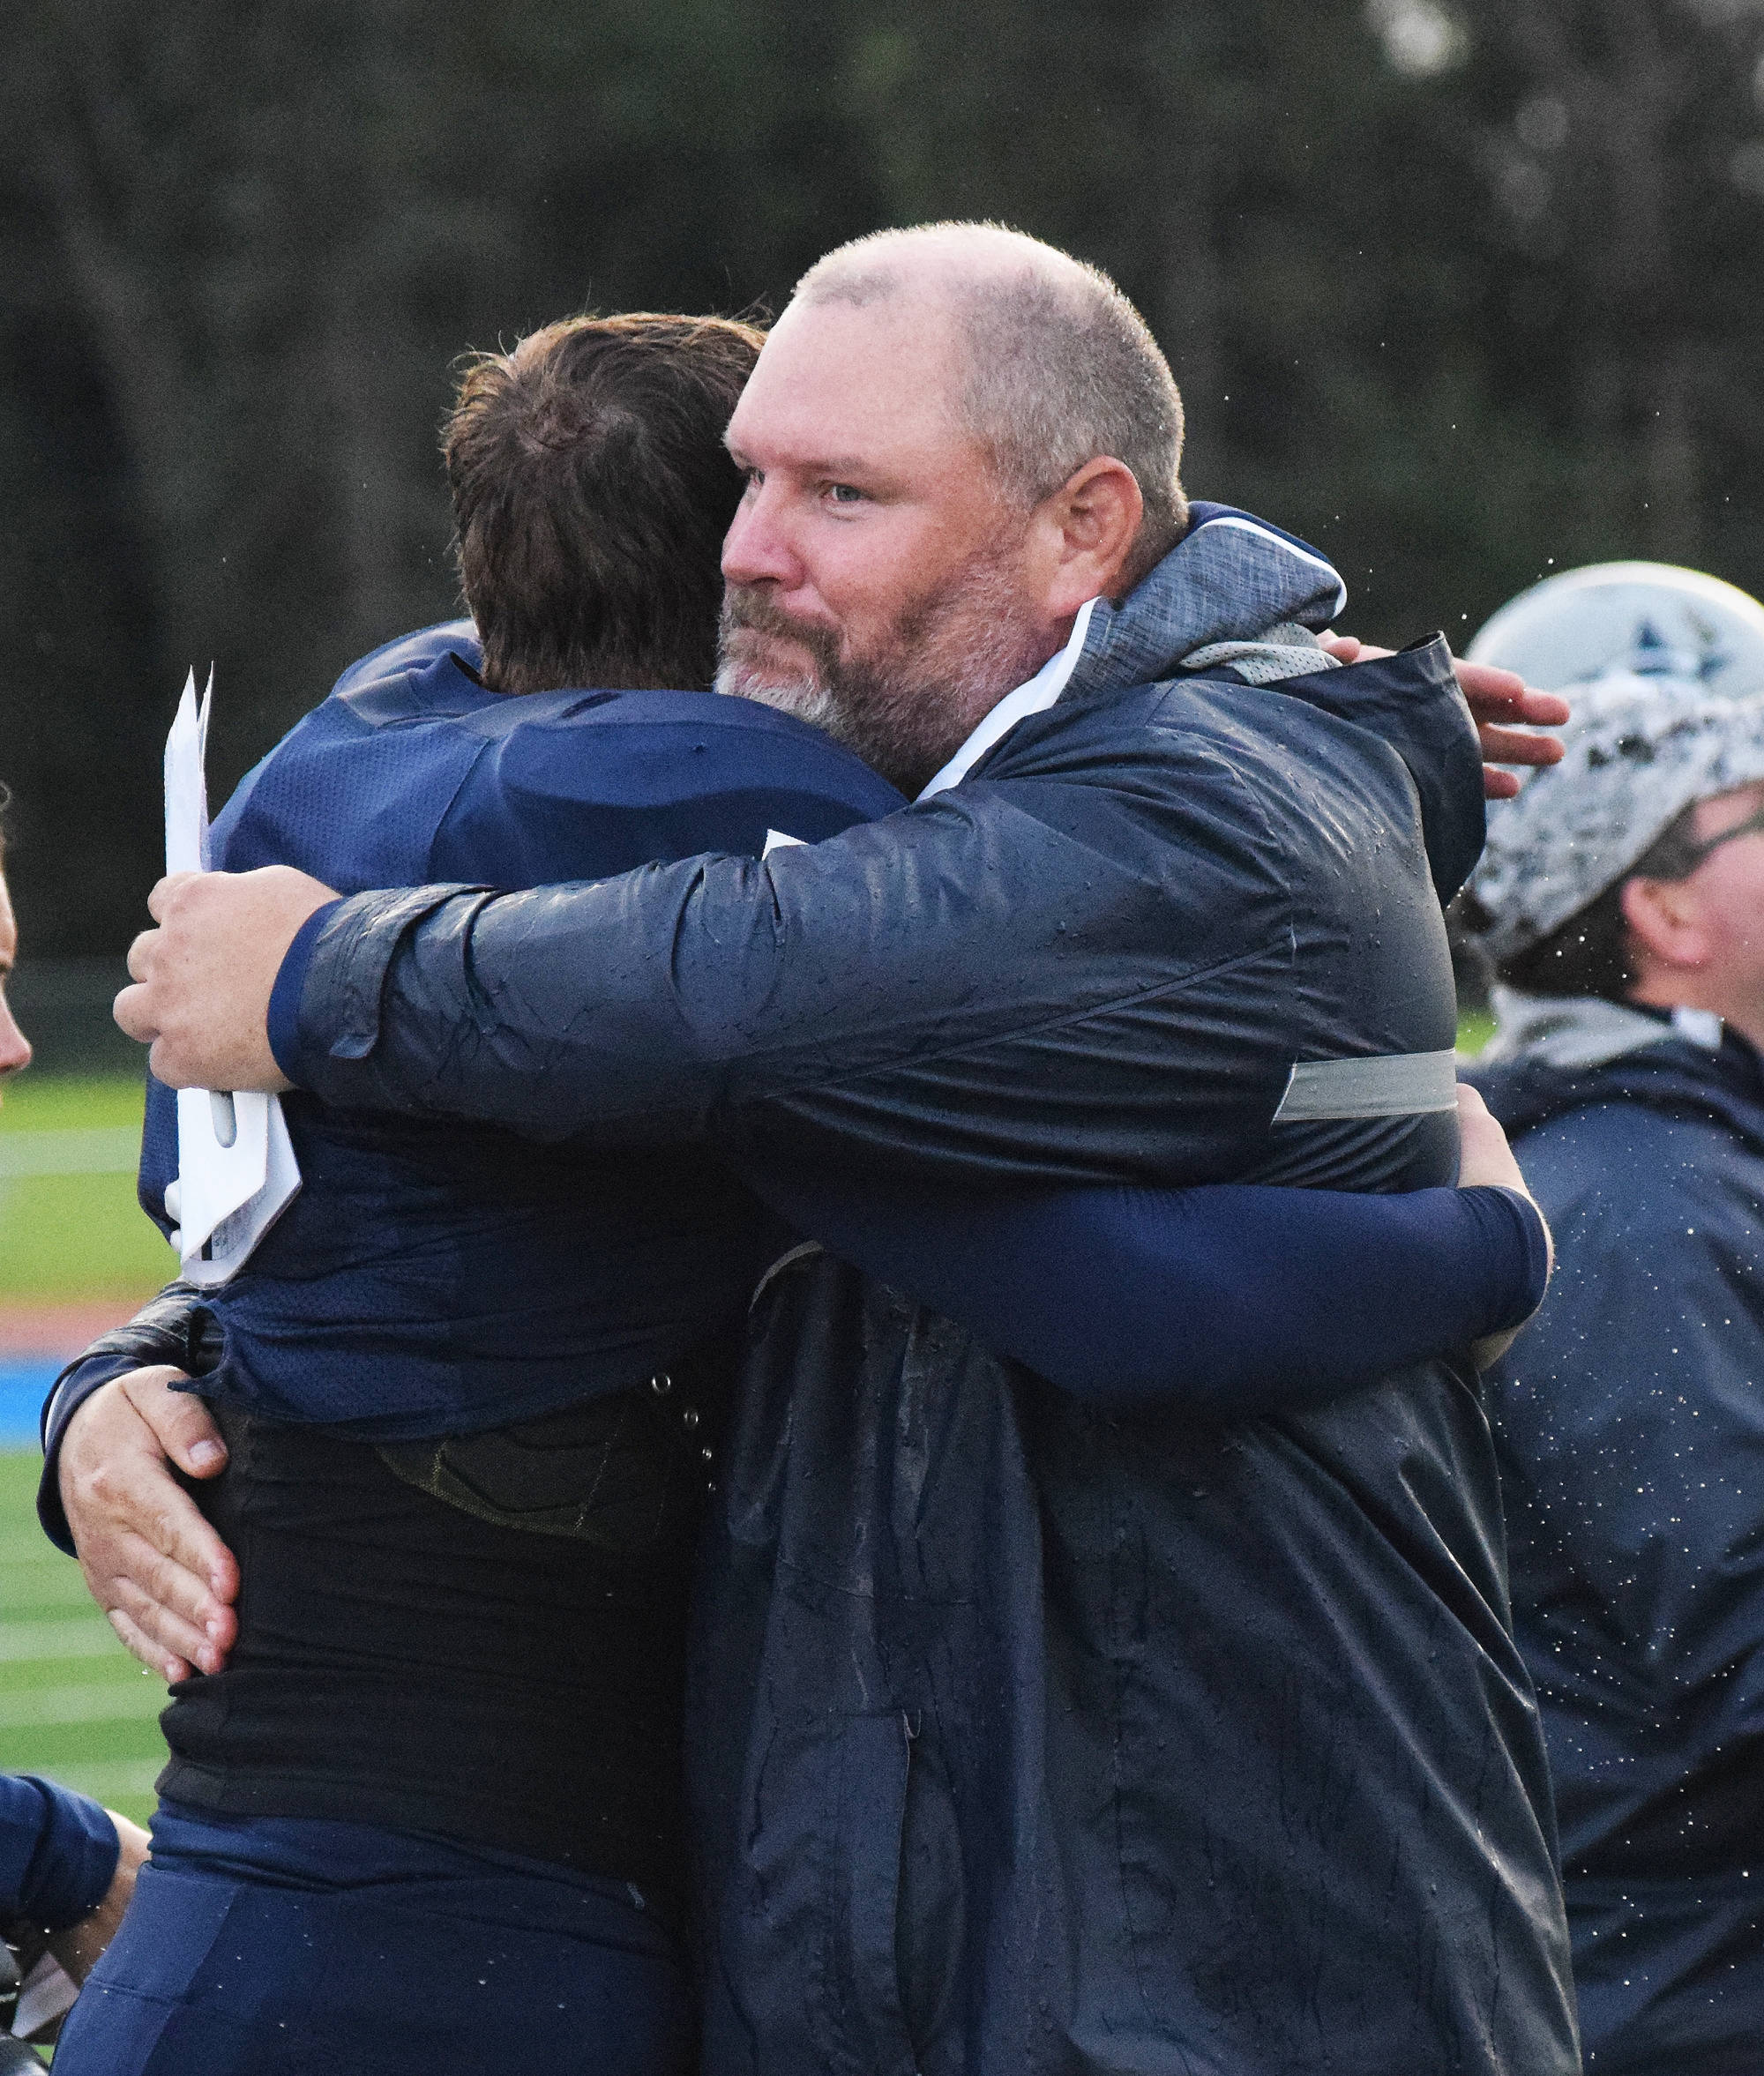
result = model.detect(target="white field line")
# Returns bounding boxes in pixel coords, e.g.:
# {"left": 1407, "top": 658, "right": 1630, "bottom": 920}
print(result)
{"left": 0, "top": 1617, "right": 129, "bottom": 1662}
{"left": 0, "top": 1681, "right": 168, "bottom": 1729}
{"left": 0, "top": 1127, "right": 140, "bottom": 1178}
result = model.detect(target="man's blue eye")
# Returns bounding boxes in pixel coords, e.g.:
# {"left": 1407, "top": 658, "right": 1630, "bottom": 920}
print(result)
{"left": 828, "top": 484, "right": 864, "bottom": 504}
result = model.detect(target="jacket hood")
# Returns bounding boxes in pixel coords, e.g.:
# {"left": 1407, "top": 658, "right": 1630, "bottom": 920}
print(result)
{"left": 1073, "top": 501, "right": 1345, "bottom": 699}
{"left": 1472, "top": 987, "right": 1764, "bottom": 1151}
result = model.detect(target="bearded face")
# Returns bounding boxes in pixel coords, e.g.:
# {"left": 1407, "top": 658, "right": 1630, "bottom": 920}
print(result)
{"left": 715, "top": 540, "right": 1051, "bottom": 796}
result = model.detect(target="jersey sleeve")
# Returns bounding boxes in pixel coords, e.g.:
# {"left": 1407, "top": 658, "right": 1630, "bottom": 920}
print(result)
{"left": 748, "top": 1169, "right": 1549, "bottom": 1413}
{"left": 0, "top": 1774, "right": 118, "bottom": 1930}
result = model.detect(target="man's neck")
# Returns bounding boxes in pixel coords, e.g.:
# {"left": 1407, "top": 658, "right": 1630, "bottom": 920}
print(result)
{"left": 1629, "top": 978, "right": 1764, "bottom": 1055}
{"left": 915, "top": 599, "right": 1098, "bottom": 800}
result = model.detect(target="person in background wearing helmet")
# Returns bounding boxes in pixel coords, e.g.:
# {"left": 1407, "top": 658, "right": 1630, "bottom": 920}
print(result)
{"left": 0, "top": 829, "right": 149, "bottom": 2061}
{"left": 1461, "top": 563, "right": 1764, "bottom": 2076}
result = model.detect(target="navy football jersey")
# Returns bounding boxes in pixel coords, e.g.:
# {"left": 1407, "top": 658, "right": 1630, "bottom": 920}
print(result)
{"left": 138, "top": 627, "right": 904, "bottom": 1438}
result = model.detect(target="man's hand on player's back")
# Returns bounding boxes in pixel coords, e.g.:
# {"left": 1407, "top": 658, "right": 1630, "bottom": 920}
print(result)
{"left": 59, "top": 1367, "right": 238, "bottom": 1683}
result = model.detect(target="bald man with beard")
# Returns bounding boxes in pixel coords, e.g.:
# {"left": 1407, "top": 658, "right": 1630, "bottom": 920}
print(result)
{"left": 112, "top": 225, "right": 1577, "bottom": 2075}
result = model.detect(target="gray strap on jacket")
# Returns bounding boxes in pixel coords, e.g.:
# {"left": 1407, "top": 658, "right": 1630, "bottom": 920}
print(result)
{"left": 1272, "top": 1049, "right": 1458, "bottom": 1124}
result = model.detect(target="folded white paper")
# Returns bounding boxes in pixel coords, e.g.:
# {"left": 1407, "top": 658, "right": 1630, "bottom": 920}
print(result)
{"left": 163, "top": 670, "right": 300, "bottom": 1285}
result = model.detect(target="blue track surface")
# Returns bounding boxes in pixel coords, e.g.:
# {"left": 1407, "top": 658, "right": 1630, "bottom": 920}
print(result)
{"left": 0, "top": 1361, "right": 56, "bottom": 1446}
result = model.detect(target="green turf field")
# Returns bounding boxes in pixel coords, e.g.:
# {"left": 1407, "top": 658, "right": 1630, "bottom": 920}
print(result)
{"left": 0, "top": 1076, "right": 170, "bottom": 1841}
{"left": 0, "top": 1452, "right": 167, "bottom": 1831}
{"left": 0, "top": 1075, "right": 176, "bottom": 1302}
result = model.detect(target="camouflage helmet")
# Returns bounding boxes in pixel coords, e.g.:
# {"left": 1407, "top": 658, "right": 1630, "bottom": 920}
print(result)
{"left": 1466, "top": 563, "right": 1764, "bottom": 960}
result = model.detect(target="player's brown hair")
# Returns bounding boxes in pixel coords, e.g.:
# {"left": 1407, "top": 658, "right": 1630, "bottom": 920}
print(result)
{"left": 443, "top": 313, "right": 765, "bottom": 694}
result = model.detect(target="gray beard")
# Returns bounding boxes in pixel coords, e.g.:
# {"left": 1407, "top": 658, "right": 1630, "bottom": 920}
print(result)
{"left": 715, "top": 552, "right": 1048, "bottom": 796}
{"left": 717, "top": 642, "right": 845, "bottom": 740}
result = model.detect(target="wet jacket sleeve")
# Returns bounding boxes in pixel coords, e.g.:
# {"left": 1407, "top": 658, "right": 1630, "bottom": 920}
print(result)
{"left": 273, "top": 754, "right": 1310, "bottom": 1185}
{"left": 36, "top": 1283, "right": 216, "bottom": 1555}
{"left": 0, "top": 1774, "right": 118, "bottom": 1931}
{"left": 754, "top": 1172, "right": 1548, "bottom": 1412}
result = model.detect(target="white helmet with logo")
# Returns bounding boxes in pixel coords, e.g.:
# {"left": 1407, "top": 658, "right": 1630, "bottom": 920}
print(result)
{"left": 1465, "top": 562, "right": 1764, "bottom": 960}
{"left": 1466, "top": 560, "right": 1764, "bottom": 702}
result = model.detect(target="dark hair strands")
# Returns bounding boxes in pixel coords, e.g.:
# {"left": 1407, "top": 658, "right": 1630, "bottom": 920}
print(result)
{"left": 442, "top": 312, "right": 766, "bottom": 696}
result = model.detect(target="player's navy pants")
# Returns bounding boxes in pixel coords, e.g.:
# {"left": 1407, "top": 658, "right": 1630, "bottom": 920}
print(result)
{"left": 51, "top": 1803, "right": 693, "bottom": 2074}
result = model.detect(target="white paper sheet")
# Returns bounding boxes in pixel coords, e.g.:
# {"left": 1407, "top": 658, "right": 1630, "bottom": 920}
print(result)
{"left": 163, "top": 670, "right": 301, "bottom": 1285}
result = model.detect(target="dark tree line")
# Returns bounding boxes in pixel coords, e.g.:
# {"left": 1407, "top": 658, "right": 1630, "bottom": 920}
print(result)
{"left": 3, "top": 0, "right": 1762, "bottom": 955}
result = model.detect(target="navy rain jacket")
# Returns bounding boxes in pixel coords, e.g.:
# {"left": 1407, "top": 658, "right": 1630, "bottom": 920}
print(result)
{"left": 1476, "top": 1007, "right": 1764, "bottom": 2076}
{"left": 272, "top": 523, "right": 1580, "bottom": 2075}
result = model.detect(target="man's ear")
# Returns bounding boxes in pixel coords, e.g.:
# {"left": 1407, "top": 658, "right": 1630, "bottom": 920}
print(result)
{"left": 1622, "top": 872, "right": 1711, "bottom": 975}
{"left": 1028, "top": 457, "right": 1144, "bottom": 619}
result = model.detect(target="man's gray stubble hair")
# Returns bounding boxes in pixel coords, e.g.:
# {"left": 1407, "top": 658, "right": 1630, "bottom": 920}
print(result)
{"left": 793, "top": 223, "right": 1189, "bottom": 586}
